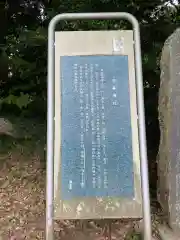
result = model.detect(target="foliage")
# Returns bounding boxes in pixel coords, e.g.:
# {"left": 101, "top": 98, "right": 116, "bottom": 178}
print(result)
{"left": 0, "top": 93, "right": 31, "bottom": 109}
{"left": 2, "top": 0, "right": 180, "bottom": 146}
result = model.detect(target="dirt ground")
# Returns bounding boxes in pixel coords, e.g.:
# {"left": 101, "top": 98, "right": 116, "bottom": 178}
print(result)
{"left": 0, "top": 118, "right": 164, "bottom": 239}
{"left": 0, "top": 147, "right": 165, "bottom": 240}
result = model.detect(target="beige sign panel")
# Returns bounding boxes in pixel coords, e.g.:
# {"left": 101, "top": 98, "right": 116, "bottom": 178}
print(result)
{"left": 54, "top": 30, "right": 142, "bottom": 219}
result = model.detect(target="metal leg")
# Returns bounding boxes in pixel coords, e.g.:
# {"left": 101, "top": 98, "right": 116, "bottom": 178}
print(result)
{"left": 46, "top": 18, "right": 55, "bottom": 240}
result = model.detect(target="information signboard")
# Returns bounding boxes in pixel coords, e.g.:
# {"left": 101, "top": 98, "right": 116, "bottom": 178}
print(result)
{"left": 54, "top": 31, "right": 142, "bottom": 219}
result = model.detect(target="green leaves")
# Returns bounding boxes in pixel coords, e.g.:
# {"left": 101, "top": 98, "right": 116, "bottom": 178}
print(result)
{"left": 0, "top": 93, "right": 31, "bottom": 109}
{"left": 19, "top": 27, "right": 47, "bottom": 47}
{"left": 3, "top": 0, "right": 180, "bottom": 116}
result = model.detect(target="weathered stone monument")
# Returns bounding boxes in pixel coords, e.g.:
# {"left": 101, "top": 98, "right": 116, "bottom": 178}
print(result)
{"left": 158, "top": 28, "right": 180, "bottom": 234}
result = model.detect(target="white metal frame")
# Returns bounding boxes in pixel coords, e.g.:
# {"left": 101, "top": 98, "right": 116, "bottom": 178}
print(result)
{"left": 46, "top": 12, "right": 152, "bottom": 240}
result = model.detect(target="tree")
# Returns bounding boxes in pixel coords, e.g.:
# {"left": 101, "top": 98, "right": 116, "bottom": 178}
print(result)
{"left": 3, "top": 0, "right": 180, "bottom": 132}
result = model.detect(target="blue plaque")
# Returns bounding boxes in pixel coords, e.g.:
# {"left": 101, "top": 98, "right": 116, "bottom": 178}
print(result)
{"left": 60, "top": 55, "right": 134, "bottom": 200}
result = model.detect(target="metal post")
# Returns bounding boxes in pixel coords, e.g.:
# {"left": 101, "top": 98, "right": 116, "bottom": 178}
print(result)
{"left": 47, "top": 12, "right": 152, "bottom": 240}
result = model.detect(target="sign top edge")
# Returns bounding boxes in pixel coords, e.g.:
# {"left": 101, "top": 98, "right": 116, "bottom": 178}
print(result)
{"left": 55, "top": 30, "right": 133, "bottom": 34}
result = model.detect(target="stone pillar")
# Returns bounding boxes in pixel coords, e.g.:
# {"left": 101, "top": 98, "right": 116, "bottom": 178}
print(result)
{"left": 158, "top": 28, "right": 180, "bottom": 234}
